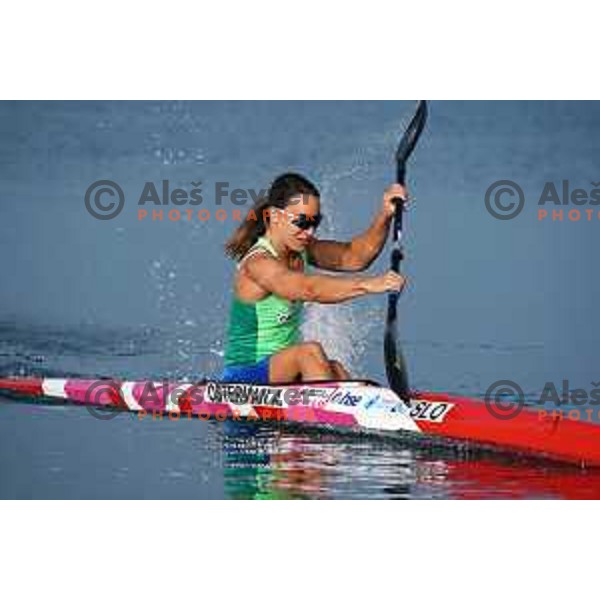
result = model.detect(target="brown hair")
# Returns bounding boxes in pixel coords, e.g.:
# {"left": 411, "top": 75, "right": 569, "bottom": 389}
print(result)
{"left": 224, "top": 172, "right": 320, "bottom": 260}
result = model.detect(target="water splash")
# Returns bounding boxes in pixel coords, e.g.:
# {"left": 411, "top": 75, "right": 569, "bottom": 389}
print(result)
{"left": 302, "top": 302, "right": 374, "bottom": 378}
{"left": 301, "top": 129, "right": 395, "bottom": 377}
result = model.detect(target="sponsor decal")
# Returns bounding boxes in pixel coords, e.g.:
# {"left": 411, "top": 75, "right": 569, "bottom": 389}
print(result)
{"left": 206, "top": 382, "right": 284, "bottom": 406}
{"left": 205, "top": 382, "right": 331, "bottom": 407}
{"left": 362, "top": 396, "right": 380, "bottom": 410}
{"left": 328, "top": 390, "right": 362, "bottom": 407}
{"left": 409, "top": 400, "right": 454, "bottom": 423}
{"left": 362, "top": 394, "right": 404, "bottom": 413}
{"left": 205, "top": 384, "right": 453, "bottom": 423}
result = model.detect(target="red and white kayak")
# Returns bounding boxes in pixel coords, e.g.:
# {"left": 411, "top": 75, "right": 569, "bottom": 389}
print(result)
{"left": 1, "top": 376, "right": 600, "bottom": 468}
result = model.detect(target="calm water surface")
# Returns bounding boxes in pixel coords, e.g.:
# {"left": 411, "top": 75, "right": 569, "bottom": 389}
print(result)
{"left": 0, "top": 101, "right": 599, "bottom": 498}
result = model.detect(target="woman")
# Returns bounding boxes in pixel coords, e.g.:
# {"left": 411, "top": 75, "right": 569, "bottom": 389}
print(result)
{"left": 222, "top": 172, "right": 407, "bottom": 384}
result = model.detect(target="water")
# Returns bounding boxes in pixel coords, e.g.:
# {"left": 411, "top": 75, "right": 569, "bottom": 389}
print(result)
{"left": 1, "top": 101, "right": 599, "bottom": 498}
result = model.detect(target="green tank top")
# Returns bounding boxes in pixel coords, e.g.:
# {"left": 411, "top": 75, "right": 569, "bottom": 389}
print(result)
{"left": 224, "top": 237, "right": 305, "bottom": 366}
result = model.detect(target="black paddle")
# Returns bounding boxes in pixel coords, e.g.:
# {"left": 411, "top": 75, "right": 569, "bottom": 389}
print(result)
{"left": 384, "top": 100, "right": 428, "bottom": 402}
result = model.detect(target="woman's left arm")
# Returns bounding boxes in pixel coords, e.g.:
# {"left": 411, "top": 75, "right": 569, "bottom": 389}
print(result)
{"left": 308, "top": 184, "right": 408, "bottom": 272}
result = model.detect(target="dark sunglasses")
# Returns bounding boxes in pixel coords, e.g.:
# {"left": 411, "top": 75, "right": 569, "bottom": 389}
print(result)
{"left": 291, "top": 213, "right": 323, "bottom": 231}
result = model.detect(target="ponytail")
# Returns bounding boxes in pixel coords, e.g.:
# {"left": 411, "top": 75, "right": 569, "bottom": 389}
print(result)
{"left": 224, "top": 195, "right": 270, "bottom": 260}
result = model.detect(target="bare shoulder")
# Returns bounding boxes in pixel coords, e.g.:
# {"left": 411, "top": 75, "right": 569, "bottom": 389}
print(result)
{"left": 242, "top": 250, "right": 281, "bottom": 279}
{"left": 235, "top": 251, "right": 280, "bottom": 301}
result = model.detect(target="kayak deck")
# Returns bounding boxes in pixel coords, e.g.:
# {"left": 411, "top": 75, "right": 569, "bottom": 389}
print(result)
{"left": 1, "top": 377, "right": 600, "bottom": 468}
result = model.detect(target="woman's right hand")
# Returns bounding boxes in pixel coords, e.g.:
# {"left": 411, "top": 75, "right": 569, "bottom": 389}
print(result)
{"left": 366, "top": 271, "right": 407, "bottom": 294}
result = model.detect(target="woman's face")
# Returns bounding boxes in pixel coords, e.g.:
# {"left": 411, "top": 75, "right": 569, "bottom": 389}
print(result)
{"left": 270, "top": 194, "right": 321, "bottom": 253}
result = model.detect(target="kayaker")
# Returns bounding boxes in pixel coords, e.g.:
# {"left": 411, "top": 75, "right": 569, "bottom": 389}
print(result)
{"left": 222, "top": 172, "right": 407, "bottom": 384}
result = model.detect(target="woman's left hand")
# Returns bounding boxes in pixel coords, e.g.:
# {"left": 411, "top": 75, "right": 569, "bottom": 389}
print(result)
{"left": 382, "top": 183, "right": 410, "bottom": 218}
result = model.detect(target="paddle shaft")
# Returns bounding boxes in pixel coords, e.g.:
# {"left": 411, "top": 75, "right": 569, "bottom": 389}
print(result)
{"left": 384, "top": 101, "right": 427, "bottom": 401}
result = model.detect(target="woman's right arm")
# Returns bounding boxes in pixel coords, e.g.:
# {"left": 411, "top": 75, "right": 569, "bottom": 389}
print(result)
{"left": 245, "top": 254, "right": 405, "bottom": 304}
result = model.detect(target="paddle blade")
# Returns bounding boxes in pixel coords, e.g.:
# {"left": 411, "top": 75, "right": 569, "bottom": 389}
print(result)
{"left": 395, "top": 100, "right": 428, "bottom": 185}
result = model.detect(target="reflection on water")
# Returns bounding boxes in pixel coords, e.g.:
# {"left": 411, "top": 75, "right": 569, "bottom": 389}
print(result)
{"left": 3, "top": 393, "right": 600, "bottom": 499}
{"left": 218, "top": 421, "right": 600, "bottom": 500}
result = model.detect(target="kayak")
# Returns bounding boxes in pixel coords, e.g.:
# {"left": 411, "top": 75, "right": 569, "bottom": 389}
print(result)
{"left": 2, "top": 104, "right": 597, "bottom": 475}
{"left": 1, "top": 376, "right": 600, "bottom": 468}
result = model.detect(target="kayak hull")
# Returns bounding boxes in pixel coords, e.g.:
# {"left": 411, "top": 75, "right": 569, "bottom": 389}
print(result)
{"left": 1, "top": 377, "right": 600, "bottom": 468}
{"left": 414, "top": 390, "right": 600, "bottom": 468}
